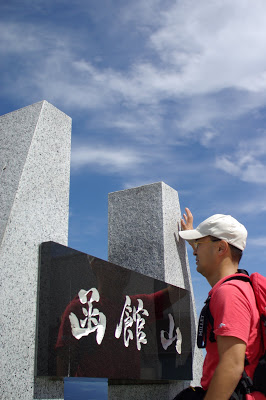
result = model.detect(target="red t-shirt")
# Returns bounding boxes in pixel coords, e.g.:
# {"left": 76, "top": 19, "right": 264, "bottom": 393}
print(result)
{"left": 201, "top": 274, "right": 265, "bottom": 400}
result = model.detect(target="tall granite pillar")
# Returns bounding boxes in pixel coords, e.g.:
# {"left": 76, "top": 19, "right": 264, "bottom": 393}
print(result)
{"left": 0, "top": 101, "right": 71, "bottom": 400}
{"left": 108, "top": 182, "right": 203, "bottom": 400}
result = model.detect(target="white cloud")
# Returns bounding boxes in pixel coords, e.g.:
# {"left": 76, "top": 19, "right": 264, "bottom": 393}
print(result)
{"left": 199, "top": 131, "right": 218, "bottom": 147}
{"left": 71, "top": 146, "right": 143, "bottom": 173}
{"left": 215, "top": 156, "right": 242, "bottom": 177}
{"left": 244, "top": 162, "right": 266, "bottom": 184}
{"left": 148, "top": 0, "right": 266, "bottom": 93}
{"left": 57, "top": 0, "right": 266, "bottom": 138}
{"left": 216, "top": 136, "right": 266, "bottom": 184}
{"left": 248, "top": 237, "right": 266, "bottom": 247}
{"left": 216, "top": 156, "right": 266, "bottom": 184}
{"left": 3, "top": 0, "right": 266, "bottom": 144}
{"left": 237, "top": 200, "right": 266, "bottom": 214}
{"left": 0, "top": 23, "right": 39, "bottom": 53}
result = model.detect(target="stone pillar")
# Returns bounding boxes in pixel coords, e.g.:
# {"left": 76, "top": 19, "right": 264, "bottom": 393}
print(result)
{"left": 108, "top": 182, "right": 203, "bottom": 400}
{"left": 0, "top": 101, "right": 71, "bottom": 400}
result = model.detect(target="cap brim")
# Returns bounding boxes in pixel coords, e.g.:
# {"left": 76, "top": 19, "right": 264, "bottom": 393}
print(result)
{"left": 179, "top": 229, "right": 204, "bottom": 241}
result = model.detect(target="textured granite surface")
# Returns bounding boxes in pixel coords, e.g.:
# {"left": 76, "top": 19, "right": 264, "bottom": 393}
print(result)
{"left": 0, "top": 101, "right": 71, "bottom": 400}
{"left": 108, "top": 182, "right": 203, "bottom": 400}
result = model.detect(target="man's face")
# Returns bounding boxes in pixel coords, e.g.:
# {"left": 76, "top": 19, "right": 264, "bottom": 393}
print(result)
{"left": 193, "top": 236, "right": 219, "bottom": 277}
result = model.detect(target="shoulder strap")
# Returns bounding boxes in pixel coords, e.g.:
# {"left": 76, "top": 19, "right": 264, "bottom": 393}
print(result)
{"left": 223, "top": 274, "right": 252, "bottom": 286}
{"left": 237, "top": 269, "right": 249, "bottom": 276}
{"left": 197, "top": 296, "right": 215, "bottom": 348}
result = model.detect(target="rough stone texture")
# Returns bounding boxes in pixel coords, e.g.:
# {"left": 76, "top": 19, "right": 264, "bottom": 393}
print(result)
{"left": 0, "top": 101, "right": 71, "bottom": 400}
{"left": 108, "top": 182, "right": 203, "bottom": 400}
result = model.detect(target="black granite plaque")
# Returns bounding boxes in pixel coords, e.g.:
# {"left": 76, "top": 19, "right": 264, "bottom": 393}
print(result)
{"left": 36, "top": 242, "right": 192, "bottom": 382}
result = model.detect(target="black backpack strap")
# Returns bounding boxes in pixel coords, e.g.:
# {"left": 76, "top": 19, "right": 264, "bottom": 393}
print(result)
{"left": 233, "top": 369, "right": 253, "bottom": 398}
{"left": 197, "top": 296, "right": 209, "bottom": 349}
{"left": 237, "top": 269, "right": 249, "bottom": 276}
{"left": 223, "top": 275, "right": 251, "bottom": 286}
{"left": 197, "top": 296, "right": 215, "bottom": 348}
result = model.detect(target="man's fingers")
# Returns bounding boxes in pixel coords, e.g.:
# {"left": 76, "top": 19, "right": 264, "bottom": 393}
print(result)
{"left": 180, "top": 207, "right": 194, "bottom": 231}
{"left": 185, "top": 207, "right": 192, "bottom": 218}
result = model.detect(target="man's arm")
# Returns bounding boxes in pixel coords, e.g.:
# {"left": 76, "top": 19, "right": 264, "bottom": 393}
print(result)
{"left": 204, "top": 335, "right": 246, "bottom": 400}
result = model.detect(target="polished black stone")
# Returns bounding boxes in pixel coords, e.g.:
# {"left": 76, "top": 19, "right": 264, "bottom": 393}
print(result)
{"left": 36, "top": 241, "right": 192, "bottom": 382}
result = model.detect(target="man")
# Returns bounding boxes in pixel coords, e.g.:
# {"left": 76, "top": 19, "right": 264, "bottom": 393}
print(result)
{"left": 175, "top": 208, "right": 265, "bottom": 400}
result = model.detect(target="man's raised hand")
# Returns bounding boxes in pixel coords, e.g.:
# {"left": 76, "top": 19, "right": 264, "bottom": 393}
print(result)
{"left": 181, "top": 208, "right": 193, "bottom": 231}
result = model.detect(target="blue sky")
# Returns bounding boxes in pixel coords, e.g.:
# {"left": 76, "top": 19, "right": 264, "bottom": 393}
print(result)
{"left": 64, "top": 378, "right": 108, "bottom": 400}
{"left": 1, "top": 0, "right": 266, "bottom": 310}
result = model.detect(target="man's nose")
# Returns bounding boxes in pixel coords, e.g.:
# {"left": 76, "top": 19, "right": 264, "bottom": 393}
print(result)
{"left": 193, "top": 247, "right": 197, "bottom": 256}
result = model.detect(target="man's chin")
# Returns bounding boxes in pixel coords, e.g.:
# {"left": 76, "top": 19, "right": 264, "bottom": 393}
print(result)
{"left": 196, "top": 265, "right": 204, "bottom": 276}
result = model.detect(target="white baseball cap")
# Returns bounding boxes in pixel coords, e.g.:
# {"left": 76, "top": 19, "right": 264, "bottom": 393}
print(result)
{"left": 179, "top": 214, "right": 247, "bottom": 251}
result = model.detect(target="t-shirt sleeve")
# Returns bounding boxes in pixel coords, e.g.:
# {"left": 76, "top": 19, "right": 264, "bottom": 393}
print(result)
{"left": 210, "top": 283, "right": 252, "bottom": 344}
{"left": 131, "top": 290, "right": 167, "bottom": 322}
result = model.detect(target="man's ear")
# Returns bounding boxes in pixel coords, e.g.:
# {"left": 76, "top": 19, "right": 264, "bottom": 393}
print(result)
{"left": 217, "top": 240, "right": 228, "bottom": 256}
